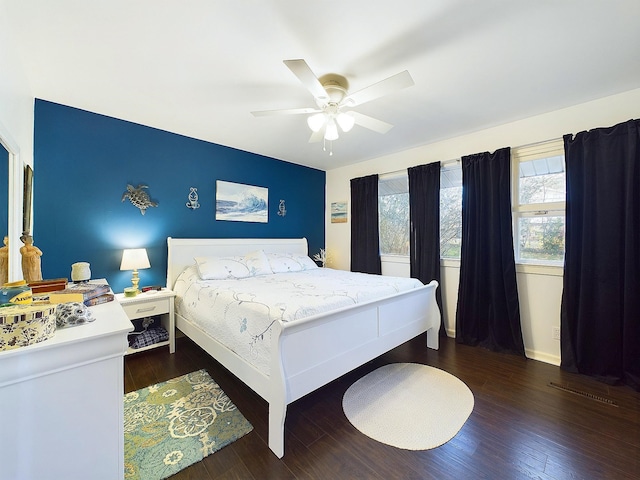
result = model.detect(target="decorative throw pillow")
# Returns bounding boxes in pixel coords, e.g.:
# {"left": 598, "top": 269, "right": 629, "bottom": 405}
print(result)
{"left": 266, "top": 252, "right": 318, "bottom": 273}
{"left": 55, "top": 302, "right": 94, "bottom": 328}
{"left": 195, "top": 250, "right": 272, "bottom": 280}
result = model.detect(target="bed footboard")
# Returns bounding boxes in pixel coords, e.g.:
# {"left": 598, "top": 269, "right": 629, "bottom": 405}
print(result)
{"left": 266, "top": 281, "right": 440, "bottom": 458}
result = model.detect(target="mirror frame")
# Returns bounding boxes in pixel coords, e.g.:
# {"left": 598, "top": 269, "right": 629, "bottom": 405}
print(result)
{"left": 0, "top": 120, "right": 24, "bottom": 282}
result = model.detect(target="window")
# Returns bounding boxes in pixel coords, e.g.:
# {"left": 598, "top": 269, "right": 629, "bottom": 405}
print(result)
{"left": 378, "top": 165, "right": 463, "bottom": 259}
{"left": 512, "top": 139, "right": 565, "bottom": 265}
{"left": 378, "top": 173, "right": 409, "bottom": 256}
{"left": 440, "top": 162, "right": 462, "bottom": 259}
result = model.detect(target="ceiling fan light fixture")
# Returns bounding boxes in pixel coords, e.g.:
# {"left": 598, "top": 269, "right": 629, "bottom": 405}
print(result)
{"left": 324, "top": 119, "right": 339, "bottom": 141}
{"left": 307, "top": 113, "right": 326, "bottom": 132}
{"left": 336, "top": 112, "right": 355, "bottom": 132}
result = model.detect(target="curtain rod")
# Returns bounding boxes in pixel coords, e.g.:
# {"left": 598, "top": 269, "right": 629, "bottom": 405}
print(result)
{"left": 377, "top": 136, "right": 561, "bottom": 177}
{"left": 379, "top": 158, "right": 459, "bottom": 178}
{"left": 513, "top": 137, "right": 563, "bottom": 150}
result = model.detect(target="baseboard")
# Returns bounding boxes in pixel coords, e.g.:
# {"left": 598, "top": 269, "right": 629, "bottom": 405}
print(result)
{"left": 443, "top": 330, "right": 561, "bottom": 367}
{"left": 525, "top": 348, "right": 561, "bottom": 366}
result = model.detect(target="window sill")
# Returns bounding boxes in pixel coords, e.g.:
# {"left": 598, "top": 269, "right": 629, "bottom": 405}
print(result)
{"left": 380, "top": 254, "right": 409, "bottom": 264}
{"left": 516, "top": 263, "right": 563, "bottom": 277}
{"left": 384, "top": 257, "right": 562, "bottom": 277}
{"left": 440, "top": 258, "right": 460, "bottom": 268}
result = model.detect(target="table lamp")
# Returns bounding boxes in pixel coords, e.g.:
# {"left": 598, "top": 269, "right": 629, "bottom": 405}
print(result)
{"left": 120, "top": 248, "right": 150, "bottom": 295}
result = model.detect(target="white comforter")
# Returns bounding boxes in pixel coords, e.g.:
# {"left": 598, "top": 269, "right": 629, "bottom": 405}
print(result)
{"left": 174, "top": 266, "right": 423, "bottom": 375}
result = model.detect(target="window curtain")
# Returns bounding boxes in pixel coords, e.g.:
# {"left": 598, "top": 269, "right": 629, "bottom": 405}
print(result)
{"left": 408, "top": 162, "right": 444, "bottom": 335}
{"left": 561, "top": 119, "right": 640, "bottom": 391}
{"left": 455, "top": 147, "right": 525, "bottom": 355}
{"left": 350, "top": 174, "right": 382, "bottom": 274}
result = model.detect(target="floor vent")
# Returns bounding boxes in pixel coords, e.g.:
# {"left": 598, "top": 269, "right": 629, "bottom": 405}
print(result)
{"left": 548, "top": 382, "right": 618, "bottom": 407}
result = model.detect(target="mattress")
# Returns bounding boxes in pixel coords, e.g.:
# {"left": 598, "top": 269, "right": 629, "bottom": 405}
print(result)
{"left": 174, "top": 265, "right": 423, "bottom": 375}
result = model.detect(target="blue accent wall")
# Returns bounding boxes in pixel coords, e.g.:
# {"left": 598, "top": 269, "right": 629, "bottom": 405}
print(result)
{"left": 33, "top": 100, "right": 325, "bottom": 293}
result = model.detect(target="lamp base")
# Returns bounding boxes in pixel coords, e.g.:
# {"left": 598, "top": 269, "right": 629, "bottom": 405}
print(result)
{"left": 130, "top": 269, "right": 140, "bottom": 293}
{"left": 124, "top": 287, "right": 138, "bottom": 297}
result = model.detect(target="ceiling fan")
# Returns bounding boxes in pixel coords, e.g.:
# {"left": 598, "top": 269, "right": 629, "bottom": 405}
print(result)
{"left": 251, "top": 59, "right": 414, "bottom": 154}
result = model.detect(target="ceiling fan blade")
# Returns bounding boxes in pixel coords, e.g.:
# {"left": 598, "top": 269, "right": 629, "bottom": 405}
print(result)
{"left": 343, "top": 70, "right": 414, "bottom": 107}
{"left": 283, "top": 59, "right": 329, "bottom": 102}
{"left": 251, "top": 107, "right": 320, "bottom": 117}
{"left": 350, "top": 111, "right": 394, "bottom": 134}
{"left": 308, "top": 129, "right": 324, "bottom": 143}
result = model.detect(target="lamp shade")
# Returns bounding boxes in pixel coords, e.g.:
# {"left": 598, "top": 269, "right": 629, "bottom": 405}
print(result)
{"left": 307, "top": 113, "right": 326, "bottom": 132}
{"left": 336, "top": 112, "right": 355, "bottom": 132}
{"left": 120, "top": 248, "right": 150, "bottom": 271}
{"left": 324, "top": 119, "right": 339, "bottom": 141}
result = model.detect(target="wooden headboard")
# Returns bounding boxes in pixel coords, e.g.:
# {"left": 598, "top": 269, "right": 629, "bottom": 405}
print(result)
{"left": 166, "top": 237, "right": 309, "bottom": 289}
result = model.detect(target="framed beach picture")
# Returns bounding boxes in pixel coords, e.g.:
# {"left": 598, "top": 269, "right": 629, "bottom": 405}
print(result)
{"left": 331, "top": 201, "right": 348, "bottom": 223}
{"left": 216, "top": 180, "right": 268, "bottom": 223}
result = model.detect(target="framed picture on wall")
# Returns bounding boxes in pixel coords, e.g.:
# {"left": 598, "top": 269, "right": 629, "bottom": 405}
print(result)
{"left": 331, "top": 201, "right": 347, "bottom": 223}
{"left": 216, "top": 180, "right": 268, "bottom": 223}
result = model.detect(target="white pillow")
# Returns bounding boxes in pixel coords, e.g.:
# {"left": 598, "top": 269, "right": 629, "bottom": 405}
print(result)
{"left": 242, "top": 250, "right": 273, "bottom": 276}
{"left": 195, "top": 250, "right": 272, "bottom": 280}
{"left": 267, "top": 252, "right": 318, "bottom": 273}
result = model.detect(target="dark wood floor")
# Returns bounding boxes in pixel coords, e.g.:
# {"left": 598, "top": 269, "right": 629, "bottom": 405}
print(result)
{"left": 125, "top": 334, "right": 640, "bottom": 480}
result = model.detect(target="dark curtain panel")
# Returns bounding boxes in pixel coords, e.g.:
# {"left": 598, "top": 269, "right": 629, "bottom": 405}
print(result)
{"left": 408, "top": 162, "right": 444, "bottom": 335}
{"left": 455, "top": 147, "right": 524, "bottom": 355}
{"left": 350, "top": 174, "right": 381, "bottom": 274}
{"left": 561, "top": 119, "right": 640, "bottom": 390}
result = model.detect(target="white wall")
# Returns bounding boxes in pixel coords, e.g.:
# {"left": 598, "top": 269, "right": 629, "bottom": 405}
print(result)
{"left": 0, "top": 0, "right": 34, "bottom": 166}
{"left": 325, "top": 87, "right": 640, "bottom": 365}
{"left": 0, "top": 1, "right": 35, "bottom": 280}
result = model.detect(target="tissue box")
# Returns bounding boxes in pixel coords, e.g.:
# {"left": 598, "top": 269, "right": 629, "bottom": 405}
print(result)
{"left": 0, "top": 304, "right": 57, "bottom": 351}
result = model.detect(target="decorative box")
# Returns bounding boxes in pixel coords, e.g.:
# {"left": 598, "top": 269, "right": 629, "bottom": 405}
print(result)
{"left": 0, "top": 304, "right": 57, "bottom": 352}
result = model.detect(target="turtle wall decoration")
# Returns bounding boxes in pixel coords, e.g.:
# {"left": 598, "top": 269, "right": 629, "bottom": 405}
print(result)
{"left": 121, "top": 184, "right": 158, "bottom": 215}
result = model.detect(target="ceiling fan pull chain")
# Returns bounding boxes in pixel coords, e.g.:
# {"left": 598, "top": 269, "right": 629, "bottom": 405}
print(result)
{"left": 322, "top": 137, "right": 333, "bottom": 155}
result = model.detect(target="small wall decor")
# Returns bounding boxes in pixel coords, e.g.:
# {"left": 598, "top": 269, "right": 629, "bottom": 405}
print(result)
{"left": 277, "top": 199, "right": 287, "bottom": 217}
{"left": 186, "top": 187, "right": 200, "bottom": 210}
{"left": 216, "top": 180, "right": 268, "bottom": 223}
{"left": 122, "top": 184, "right": 158, "bottom": 215}
{"left": 331, "top": 201, "right": 348, "bottom": 223}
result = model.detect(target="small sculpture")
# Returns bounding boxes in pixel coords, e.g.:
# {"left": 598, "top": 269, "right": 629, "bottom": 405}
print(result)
{"left": 121, "top": 184, "right": 158, "bottom": 215}
{"left": 186, "top": 187, "right": 200, "bottom": 210}
{"left": 0, "top": 236, "right": 8, "bottom": 286}
{"left": 20, "top": 234, "right": 43, "bottom": 283}
{"left": 313, "top": 248, "right": 327, "bottom": 267}
{"left": 71, "top": 262, "right": 91, "bottom": 282}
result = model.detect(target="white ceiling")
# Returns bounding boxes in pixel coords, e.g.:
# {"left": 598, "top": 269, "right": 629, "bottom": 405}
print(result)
{"left": 4, "top": 0, "right": 640, "bottom": 171}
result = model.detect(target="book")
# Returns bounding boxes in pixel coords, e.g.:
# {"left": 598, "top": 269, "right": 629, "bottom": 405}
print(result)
{"left": 28, "top": 278, "right": 68, "bottom": 294}
{"left": 83, "top": 293, "right": 115, "bottom": 306}
{"left": 47, "top": 283, "right": 111, "bottom": 304}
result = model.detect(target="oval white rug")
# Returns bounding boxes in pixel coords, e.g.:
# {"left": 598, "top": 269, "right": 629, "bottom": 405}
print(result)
{"left": 342, "top": 363, "right": 474, "bottom": 450}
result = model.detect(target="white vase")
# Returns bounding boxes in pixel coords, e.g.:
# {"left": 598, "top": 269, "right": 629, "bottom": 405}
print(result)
{"left": 71, "top": 262, "right": 91, "bottom": 282}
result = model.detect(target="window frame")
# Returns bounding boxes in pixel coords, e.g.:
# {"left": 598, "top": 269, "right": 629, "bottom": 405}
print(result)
{"left": 439, "top": 160, "right": 462, "bottom": 261}
{"left": 511, "top": 139, "right": 566, "bottom": 270}
{"left": 377, "top": 171, "right": 410, "bottom": 257}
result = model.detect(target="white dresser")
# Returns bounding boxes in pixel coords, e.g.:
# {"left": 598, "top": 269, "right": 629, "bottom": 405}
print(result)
{"left": 0, "top": 297, "right": 133, "bottom": 480}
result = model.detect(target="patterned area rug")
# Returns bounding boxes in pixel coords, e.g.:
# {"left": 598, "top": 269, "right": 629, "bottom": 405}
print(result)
{"left": 343, "top": 363, "right": 474, "bottom": 450}
{"left": 124, "top": 369, "right": 253, "bottom": 479}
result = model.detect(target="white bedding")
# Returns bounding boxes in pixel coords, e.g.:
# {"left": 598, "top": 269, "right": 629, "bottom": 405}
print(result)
{"left": 174, "top": 265, "right": 424, "bottom": 375}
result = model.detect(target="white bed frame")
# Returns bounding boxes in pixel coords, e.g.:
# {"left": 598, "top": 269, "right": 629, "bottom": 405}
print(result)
{"left": 166, "top": 237, "right": 441, "bottom": 458}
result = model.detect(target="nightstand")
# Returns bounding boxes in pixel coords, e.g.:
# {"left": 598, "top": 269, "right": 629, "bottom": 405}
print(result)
{"left": 116, "top": 289, "right": 176, "bottom": 354}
